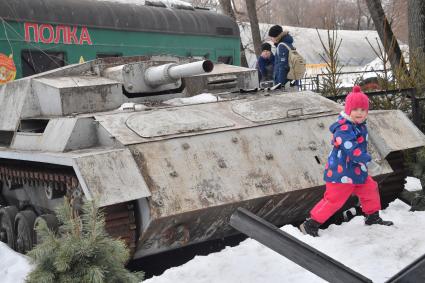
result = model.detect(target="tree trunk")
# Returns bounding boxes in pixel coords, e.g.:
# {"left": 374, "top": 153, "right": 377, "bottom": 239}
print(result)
{"left": 219, "top": 0, "right": 234, "bottom": 22}
{"left": 365, "top": 0, "right": 408, "bottom": 74}
{"left": 408, "top": 0, "right": 425, "bottom": 61}
{"left": 356, "top": 0, "right": 361, "bottom": 30}
{"left": 219, "top": 0, "right": 249, "bottom": 67}
{"left": 366, "top": 15, "right": 373, "bottom": 29}
{"left": 246, "top": 0, "right": 262, "bottom": 57}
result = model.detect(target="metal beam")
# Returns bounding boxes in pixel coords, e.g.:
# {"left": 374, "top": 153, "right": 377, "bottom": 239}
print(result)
{"left": 230, "top": 207, "right": 372, "bottom": 283}
{"left": 386, "top": 253, "right": 425, "bottom": 282}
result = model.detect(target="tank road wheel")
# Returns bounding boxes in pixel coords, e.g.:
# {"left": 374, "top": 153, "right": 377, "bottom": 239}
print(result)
{"left": 33, "top": 214, "right": 59, "bottom": 245}
{"left": 0, "top": 182, "right": 7, "bottom": 207}
{"left": 0, "top": 194, "right": 6, "bottom": 207}
{"left": 15, "top": 210, "right": 37, "bottom": 254}
{"left": 0, "top": 206, "right": 18, "bottom": 249}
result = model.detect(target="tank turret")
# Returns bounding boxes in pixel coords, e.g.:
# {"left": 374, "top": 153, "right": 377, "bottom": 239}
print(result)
{"left": 144, "top": 60, "right": 214, "bottom": 86}
{"left": 103, "top": 59, "right": 214, "bottom": 94}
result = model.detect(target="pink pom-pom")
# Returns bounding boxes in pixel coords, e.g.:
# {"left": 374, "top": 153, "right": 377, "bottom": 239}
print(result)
{"left": 352, "top": 85, "right": 361, "bottom": 93}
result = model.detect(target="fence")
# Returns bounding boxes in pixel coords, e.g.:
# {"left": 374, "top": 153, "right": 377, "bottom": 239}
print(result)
{"left": 300, "top": 69, "right": 388, "bottom": 92}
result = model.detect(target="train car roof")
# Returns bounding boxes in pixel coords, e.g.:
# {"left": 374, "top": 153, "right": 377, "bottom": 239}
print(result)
{"left": 0, "top": 0, "right": 239, "bottom": 37}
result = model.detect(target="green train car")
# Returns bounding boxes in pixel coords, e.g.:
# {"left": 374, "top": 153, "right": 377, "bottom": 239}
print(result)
{"left": 0, "top": 0, "right": 240, "bottom": 85}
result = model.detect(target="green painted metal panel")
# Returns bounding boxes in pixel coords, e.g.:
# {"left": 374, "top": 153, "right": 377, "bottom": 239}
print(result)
{"left": 0, "top": 20, "right": 240, "bottom": 82}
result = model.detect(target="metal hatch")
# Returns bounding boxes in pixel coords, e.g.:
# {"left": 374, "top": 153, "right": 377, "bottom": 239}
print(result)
{"left": 232, "top": 95, "right": 332, "bottom": 122}
{"left": 126, "top": 108, "right": 235, "bottom": 138}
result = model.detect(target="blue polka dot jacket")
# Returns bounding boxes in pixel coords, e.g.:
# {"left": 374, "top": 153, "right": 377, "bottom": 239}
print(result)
{"left": 323, "top": 112, "right": 372, "bottom": 184}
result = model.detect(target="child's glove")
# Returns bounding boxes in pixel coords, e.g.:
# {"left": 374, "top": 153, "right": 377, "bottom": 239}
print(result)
{"left": 367, "top": 160, "right": 381, "bottom": 175}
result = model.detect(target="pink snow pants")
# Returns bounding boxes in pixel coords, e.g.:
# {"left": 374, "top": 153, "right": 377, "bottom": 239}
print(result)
{"left": 310, "top": 176, "right": 381, "bottom": 224}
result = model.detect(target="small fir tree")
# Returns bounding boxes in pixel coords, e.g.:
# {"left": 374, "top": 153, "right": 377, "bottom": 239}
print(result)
{"left": 26, "top": 198, "right": 144, "bottom": 283}
{"left": 316, "top": 28, "right": 344, "bottom": 97}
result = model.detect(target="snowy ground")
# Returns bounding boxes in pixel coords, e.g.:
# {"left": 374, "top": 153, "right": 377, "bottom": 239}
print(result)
{"left": 1, "top": 178, "right": 424, "bottom": 283}
{"left": 0, "top": 242, "right": 33, "bottom": 283}
{"left": 145, "top": 199, "right": 425, "bottom": 283}
{"left": 405, "top": 176, "right": 422, "bottom": 192}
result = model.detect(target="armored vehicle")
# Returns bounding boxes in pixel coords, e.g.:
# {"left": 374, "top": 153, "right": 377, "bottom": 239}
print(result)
{"left": 0, "top": 56, "right": 424, "bottom": 259}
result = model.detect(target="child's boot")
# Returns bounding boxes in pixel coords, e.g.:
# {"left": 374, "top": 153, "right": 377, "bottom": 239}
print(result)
{"left": 299, "top": 218, "right": 321, "bottom": 237}
{"left": 365, "top": 211, "right": 393, "bottom": 226}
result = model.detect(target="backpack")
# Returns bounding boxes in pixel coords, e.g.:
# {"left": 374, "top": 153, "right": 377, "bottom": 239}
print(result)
{"left": 278, "top": 42, "right": 306, "bottom": 80}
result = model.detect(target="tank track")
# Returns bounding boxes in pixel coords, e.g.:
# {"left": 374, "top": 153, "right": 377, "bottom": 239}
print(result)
{"left": 0, "top": 164, "right": 137, "bottom": 255}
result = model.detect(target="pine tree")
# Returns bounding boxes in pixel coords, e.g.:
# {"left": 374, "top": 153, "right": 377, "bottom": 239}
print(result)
{"left": 26, "top": 198, "right": 144, "bottom": 283}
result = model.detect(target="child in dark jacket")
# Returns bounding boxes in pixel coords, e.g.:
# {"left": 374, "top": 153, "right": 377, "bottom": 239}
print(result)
{"left": 300, "top": 86, "right": 393, "bottom": 237}
{"left": 256, "top": 42, "right": 275, "bottom": 82}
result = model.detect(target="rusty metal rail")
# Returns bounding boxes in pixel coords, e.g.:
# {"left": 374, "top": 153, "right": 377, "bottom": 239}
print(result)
{"left": 230, "top": 207, "right": 372, "bottom": 283}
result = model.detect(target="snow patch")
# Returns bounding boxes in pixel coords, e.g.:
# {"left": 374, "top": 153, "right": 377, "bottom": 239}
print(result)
{"left": 405, "top": 176, "right": 423, "bottom": 192}
{"left": 118, "top": 102, "right": 148, "bottom": 111}
{"left": 360, "top": 44, "right": 409, "bottom": 80}
{"left": 0, "top": 242, "right": 33, "bottom": 283}
{"left": 146, "top": 199, "right": 425, "bottom": 283}
{"left": 163, "top": 93, "right": 220, "bottom": 106}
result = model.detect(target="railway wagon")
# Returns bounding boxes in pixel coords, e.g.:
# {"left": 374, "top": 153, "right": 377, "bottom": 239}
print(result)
{"left": 0, "top": 0, "right": 240, "bottom": 84}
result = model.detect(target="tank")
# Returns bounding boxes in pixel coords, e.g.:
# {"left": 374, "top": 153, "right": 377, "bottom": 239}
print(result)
{"left": 0, "top": 56, "right": 424, "bottom": 258}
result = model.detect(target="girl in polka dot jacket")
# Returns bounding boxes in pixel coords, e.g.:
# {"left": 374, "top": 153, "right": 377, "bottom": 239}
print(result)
{"left": 300, "top": 86, "right": 393, "bottom": 237}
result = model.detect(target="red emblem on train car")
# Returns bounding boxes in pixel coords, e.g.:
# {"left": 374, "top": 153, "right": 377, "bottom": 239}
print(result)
{"left": 0, "top": 54, "right": 16, "bottom": 85}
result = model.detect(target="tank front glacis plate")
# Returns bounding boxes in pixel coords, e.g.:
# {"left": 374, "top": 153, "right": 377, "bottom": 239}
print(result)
{"left": 367, "top": 110, "right": 425, "bottom": 158}
{"left": 232, "top": 95, "right": 332, "bottom": 122}
{"left": 126, "top": 108, "right": 235, "bottom": 138}
{"left": 128, "top": 112, "right": 394, "bottom": 257}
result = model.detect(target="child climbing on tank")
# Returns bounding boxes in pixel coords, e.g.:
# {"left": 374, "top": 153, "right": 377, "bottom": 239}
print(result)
{"left": 300, "top": 86, "right": 393, "bottom": 237}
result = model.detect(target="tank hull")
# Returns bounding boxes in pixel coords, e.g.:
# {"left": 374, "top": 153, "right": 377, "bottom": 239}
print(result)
{"left": 0, "top": 57, "right": 424, "bottom": 259}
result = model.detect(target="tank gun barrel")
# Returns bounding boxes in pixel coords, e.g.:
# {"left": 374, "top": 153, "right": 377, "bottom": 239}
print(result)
{"left": 144, "top": 60, "right": 214, "bottom": 87}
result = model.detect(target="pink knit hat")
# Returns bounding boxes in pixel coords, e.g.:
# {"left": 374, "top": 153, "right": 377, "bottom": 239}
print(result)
{"left": 344, "top": 85, "right": 369, "bottom": 115}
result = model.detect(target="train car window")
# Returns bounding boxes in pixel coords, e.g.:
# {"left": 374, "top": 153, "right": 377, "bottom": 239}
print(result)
{"left": 145, "top": 0, "right": 167, "bottom": 7}
{"left": 217, "top": 56, "right": 233, "bottom": 65}
{"left": 216, "top": 27, "right": 234, "bottom": 36}
{"left": 96, "top": 53, "right": 122, "bottom": 59}
{"left": 21, "top": 50, "right": 65, "bottom": 77}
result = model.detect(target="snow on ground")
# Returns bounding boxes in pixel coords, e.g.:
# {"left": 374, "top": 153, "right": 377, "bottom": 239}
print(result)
{"left": 405, "top": 176, "right": 423, "bottom": 192}
{"left": 1, "top": 178, "right": 424, "bottom": 283}
{"left": 163, "top": 93, "right": 220, "bottom": 106}
{"left": 0, "top": 242, "right": 33, "bottom": 282}
{"left": 145, "top": 199, "right": 425, "bottom": 283}
{"left": 240, "top": 23, "right": 383, "bottom": 72}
